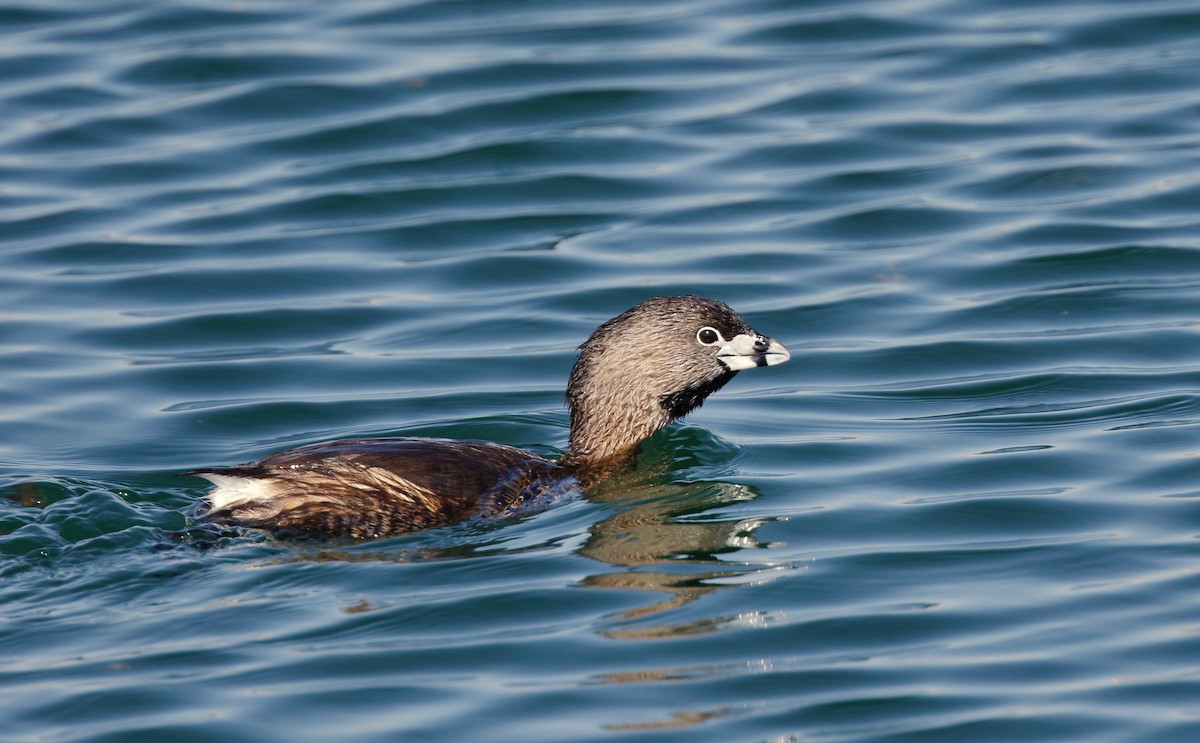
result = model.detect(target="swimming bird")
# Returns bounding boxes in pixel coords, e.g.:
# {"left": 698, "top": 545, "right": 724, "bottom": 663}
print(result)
{"left": 189, "top": 296, "right": 789, "bottom": 538}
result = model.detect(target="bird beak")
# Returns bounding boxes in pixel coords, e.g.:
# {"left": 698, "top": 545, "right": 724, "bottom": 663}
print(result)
{"left": 716, "top": 333, "right": 791, "bottom": 371}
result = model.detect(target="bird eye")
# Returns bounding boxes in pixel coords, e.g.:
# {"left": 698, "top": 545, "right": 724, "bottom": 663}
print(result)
{"left": 696, "top": 327, "right": 723, "bottom": 346}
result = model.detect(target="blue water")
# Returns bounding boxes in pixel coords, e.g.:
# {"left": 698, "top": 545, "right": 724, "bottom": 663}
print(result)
{"left": 4, "top": 0, "right": 1200, "bottom": 740}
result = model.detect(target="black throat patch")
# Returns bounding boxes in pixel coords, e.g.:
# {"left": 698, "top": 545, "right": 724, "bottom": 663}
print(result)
{"left": 659, "top": 371, "right": 736, "bottom": 421}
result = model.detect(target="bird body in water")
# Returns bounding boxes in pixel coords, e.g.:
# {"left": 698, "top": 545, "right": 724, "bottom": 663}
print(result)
{"left": 189, "top": 296, "right": 789, "bottom": 538}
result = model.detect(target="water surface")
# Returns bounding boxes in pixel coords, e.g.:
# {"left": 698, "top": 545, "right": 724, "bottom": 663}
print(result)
{"left": 4, "top": 1, "right": 1200, "bottom": 741}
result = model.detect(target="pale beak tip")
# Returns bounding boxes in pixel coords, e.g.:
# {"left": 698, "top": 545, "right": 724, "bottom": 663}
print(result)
{"left": 762, "top": 339, "right": 790, "bottom": 366}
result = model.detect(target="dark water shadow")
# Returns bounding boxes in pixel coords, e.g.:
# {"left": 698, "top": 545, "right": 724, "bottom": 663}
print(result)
{"left": 22, "top": 425, "right": 782, "bottom": 639}
{"left": 577, "top": 490, "right": 773, "bottom": 638}
{"left": 571, "top": 427, "right": 780, "bottom": 639}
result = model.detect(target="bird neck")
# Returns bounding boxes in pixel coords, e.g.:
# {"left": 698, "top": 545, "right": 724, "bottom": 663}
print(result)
{"left": 564, "top": 382, "right": 668, "bottom": 472}
{"left": 561, "top": 341, "right": 672, "bottom": 473}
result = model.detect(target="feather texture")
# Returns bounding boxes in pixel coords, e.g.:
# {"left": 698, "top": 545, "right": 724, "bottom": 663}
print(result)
{"left": 189, "top": 296, "right": 788, "bottom": 538}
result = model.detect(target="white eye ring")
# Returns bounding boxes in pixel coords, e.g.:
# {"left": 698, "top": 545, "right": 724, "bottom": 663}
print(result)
{"left": 696, "top": 326, "right": 725, "bottom": 346}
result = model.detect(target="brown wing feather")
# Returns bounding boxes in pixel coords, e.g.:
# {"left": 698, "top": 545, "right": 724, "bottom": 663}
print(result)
{"left": 195, "top": 438, "right": 564, "bottom": 538}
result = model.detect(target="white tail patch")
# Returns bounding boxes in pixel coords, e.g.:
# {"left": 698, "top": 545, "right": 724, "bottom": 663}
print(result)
{"left": 196, "top": 473, "right": 283, "bottom": 512}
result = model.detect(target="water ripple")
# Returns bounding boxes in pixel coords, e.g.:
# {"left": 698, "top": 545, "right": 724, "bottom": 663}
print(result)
{"left": 4, "top": 0, "right": 1200, "bottom": 741}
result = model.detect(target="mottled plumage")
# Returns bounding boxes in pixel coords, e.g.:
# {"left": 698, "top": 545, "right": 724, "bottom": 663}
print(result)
{"left": 197, "top": 439, "right": 561, "bottom": 539}
{"left": 189, "top": 296, "right": 789, "bottom": 538}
